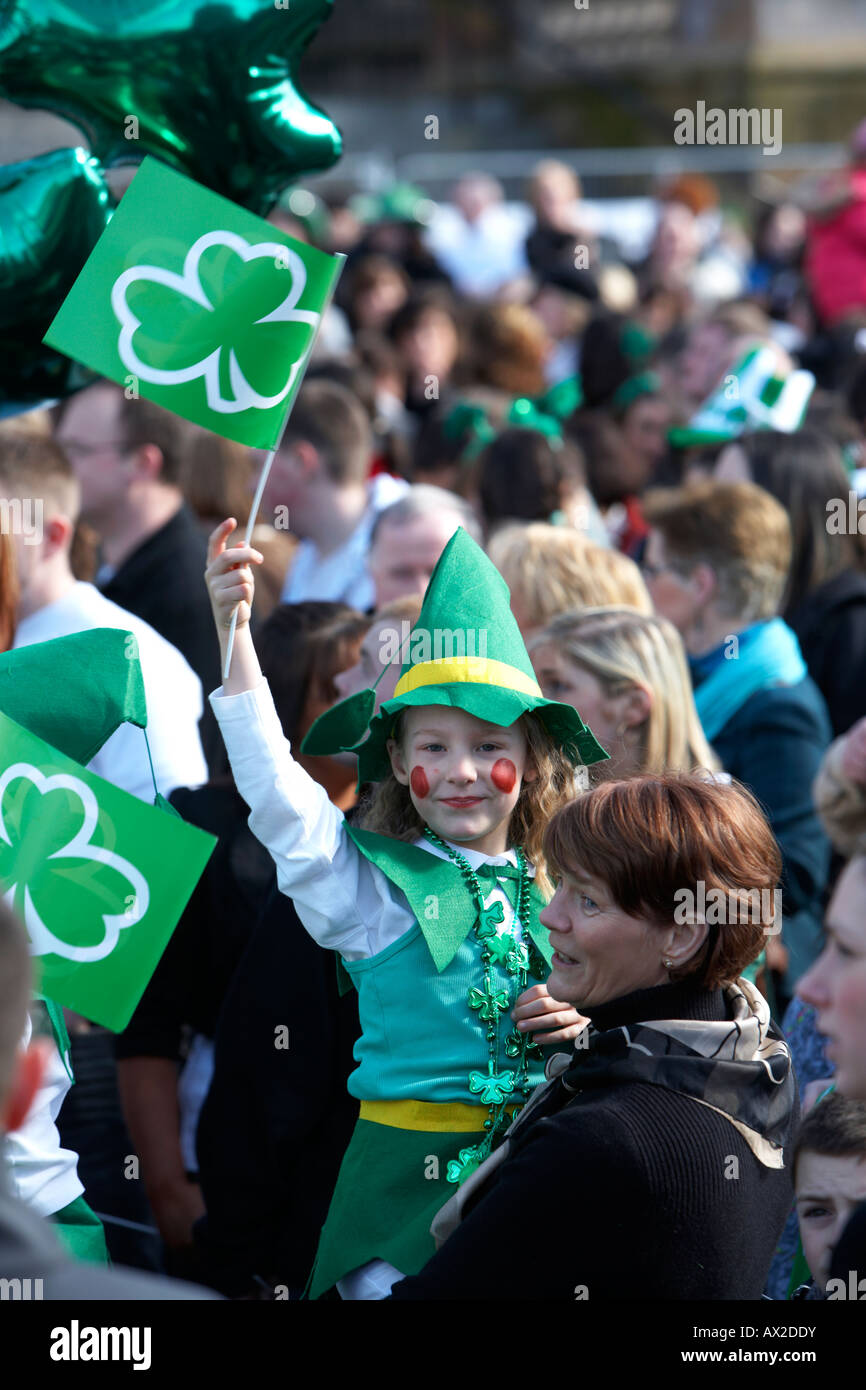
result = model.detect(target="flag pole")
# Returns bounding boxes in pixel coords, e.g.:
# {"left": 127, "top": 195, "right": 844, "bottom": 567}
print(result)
{"left": 222, "top": 253, "right": 346, "bottom": 680}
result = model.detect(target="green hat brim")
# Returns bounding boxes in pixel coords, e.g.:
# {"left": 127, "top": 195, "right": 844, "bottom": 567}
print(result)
{"left": 351, "top": 682, "right": 608, "bottom": 784}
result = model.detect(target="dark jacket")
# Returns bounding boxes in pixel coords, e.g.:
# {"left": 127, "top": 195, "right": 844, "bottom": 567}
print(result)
{"left": 115, "top": 782, "right": 275, "bottom": 1061}
{"left": 194, "top": 881, "right": 360, "bottom": 1296}
{"left": 710, "top": 677, "right": 832, "bottom": 990}
{"left": 99, "top": 505, "right": 222, "bottom": 771}
{"left": 787, "top": 569, "right": 866, "bottom": 737}
{"left": 390, "top": 979, "right": 798, "bottom": 1301}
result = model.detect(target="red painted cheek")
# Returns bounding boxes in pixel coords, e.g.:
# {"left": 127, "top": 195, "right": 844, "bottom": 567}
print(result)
{"left": 410, "top": 766, "right": 430, "bottom": 798}
{"left": 491, "top": 758, "right": 517, "bottom": 794}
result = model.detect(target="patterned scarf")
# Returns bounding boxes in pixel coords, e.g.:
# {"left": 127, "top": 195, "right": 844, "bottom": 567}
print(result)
{"left": 557, "top": 977, "right": 794, "bottom": 1168}
{"left": 431, "top": 977, "right": 795, "bottom": 1248}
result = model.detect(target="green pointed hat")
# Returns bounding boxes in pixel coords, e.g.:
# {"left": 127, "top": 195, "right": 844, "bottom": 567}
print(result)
{"left": 302, "top": 527, "right": 609, "bottom": 782}
{"left": 669, "top": 346, "right": 815, "bottom": 448}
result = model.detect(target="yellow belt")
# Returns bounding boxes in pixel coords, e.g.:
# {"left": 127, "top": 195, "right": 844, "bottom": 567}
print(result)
{"left": 359, "top": 1098, "right": 521, "bottom": 1133}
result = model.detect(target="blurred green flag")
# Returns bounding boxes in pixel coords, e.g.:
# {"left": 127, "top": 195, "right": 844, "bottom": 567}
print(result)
{"left": 45, "top": 156, "right": 343, "bottom": 448}
{"left": 0, "top": 711, "right": 215, "bottom": 1031}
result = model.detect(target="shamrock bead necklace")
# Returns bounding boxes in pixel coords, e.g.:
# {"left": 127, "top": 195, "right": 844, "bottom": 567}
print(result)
{"left": 423, "top": 827, "right": 544, "bottom": 1184}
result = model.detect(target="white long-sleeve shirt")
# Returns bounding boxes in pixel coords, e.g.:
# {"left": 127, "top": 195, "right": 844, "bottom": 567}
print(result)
{"left": 9, "top": 582, "right": 207, "bottom": 1217}
{"left": 209, "top": 678, "right": 528, "bottom": 958}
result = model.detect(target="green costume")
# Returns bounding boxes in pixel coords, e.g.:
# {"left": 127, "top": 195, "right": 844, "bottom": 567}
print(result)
{"left": 299, "top": 529, "right": 608, "bottom": 1296}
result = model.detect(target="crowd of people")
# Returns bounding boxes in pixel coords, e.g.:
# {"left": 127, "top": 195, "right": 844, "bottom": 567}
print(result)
{"left": 2, "top": 139, "right": 866, "bottom": 1303}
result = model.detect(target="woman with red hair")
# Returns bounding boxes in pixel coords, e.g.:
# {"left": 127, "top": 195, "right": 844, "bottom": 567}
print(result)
{"left": 391, "top": 774, "right": 799, "bottom": 1300}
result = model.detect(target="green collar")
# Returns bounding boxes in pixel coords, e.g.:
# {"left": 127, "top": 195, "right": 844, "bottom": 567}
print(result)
{"left": 345, "top": 826, "right": 552, "bottom": 973}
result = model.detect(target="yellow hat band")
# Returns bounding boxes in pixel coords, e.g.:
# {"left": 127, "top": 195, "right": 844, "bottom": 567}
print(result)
{"left": 393, "top": 655, "right": 543, "bottom": 700}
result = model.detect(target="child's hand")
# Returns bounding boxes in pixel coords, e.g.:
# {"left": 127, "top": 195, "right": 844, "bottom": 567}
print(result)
{"left": 205, "top": 519, "right": 264, "bottom": 633}
{"left": 511, "top": 982, "right": 589, "bottom": 1046}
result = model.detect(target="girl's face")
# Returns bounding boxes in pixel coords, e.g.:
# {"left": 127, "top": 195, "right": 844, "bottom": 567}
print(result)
{"left": 387, "top": 705, "right": 535, "bottom": 857}
{"left": 799, "top": 858, "right": 866, "bottom": 1100}
{"left": 540, "top": 866, "right": 670, "bottom": 1009}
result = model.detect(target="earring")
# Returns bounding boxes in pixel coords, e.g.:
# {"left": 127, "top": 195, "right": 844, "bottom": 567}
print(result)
{"left": 663, "top": 958, "right": 673, "bottom": 969}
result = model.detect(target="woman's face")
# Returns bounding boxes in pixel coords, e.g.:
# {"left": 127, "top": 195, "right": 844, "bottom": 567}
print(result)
{"left": 540, "top": 866, "right": 669, "bottom": 1009}
{"left": 799, "top": 858, "right": 866, "bottom": 1100}
{"left": 532, "top": 644, "right": 629, "bottom": 771}
{"left": 399, "top": 310, "right": 459, "bottom": 378}
{"left": 642, "top": 528, "right": 700, "bottom": 637}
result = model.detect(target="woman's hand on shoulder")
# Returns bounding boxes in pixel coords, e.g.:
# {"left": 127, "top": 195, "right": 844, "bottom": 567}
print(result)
{"left": 512, "top": 982, "right": 589, "bottom": 1046}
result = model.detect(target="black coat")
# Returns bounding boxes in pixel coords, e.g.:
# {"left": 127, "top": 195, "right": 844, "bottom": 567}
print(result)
{"left": 390, "top": 979, "right": 798, "bottom": 1301}
{"left": 787, "top": 569, "right": 866, "bottom": 737}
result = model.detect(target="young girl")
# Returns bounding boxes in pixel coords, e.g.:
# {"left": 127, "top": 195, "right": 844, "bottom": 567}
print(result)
{"left": 205, "top": 523, "right": 607, "bottom": 1299}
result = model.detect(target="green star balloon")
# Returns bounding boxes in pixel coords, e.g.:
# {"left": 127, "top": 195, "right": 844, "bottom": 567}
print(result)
{"left": 0, "top": 0, "right": 342, "bottom": 216}
{"left": 0, "top": 148, "right": 111, "bottom": 409}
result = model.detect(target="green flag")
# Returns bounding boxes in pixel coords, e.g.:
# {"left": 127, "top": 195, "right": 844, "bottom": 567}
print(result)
{"left": 0, "top": 629, "right": 147, "bottom": 767}
{"left": 0, "top": 710, "right": 216, "bottom": 1031}
{"left": 44, "top": 156, "right": 343, "bottom": 449}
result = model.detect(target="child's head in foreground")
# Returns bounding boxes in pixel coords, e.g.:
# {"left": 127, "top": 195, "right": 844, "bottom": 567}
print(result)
{"left": 793, "top": 1093, "right": 866, "bottom": 1293}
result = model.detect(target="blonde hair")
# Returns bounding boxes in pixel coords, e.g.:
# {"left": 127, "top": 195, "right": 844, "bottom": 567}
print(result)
{"left": 643, "top": 481, "right": 791, "bottom": 623}
{"left": 359, "top": 708, "right": 581, "bottom": 899}
{"left": 488, "top": 523, "right": 652, "bottom": 629}
{"left": 531, "top": 606, "right": 720, "bottom": 775}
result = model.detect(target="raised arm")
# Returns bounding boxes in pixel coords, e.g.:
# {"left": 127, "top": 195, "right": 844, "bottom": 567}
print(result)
{"left": 204, "top": 521, "right": 408, "bottom": 959}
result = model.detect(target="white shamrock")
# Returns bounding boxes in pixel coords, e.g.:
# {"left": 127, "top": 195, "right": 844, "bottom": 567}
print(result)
{"left": 0, "top": 763, "right": 150, "bottom": 964}
{"left": 110, "top": 230, "right": 320, "bottom": 414}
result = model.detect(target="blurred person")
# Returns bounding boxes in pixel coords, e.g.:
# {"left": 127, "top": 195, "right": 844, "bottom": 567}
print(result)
{"left": 261, "top": 379, "right": 407, "bottom": 610}
{"left": 0, "top": 900, "right": 219, "bottom": 1300}
{"left": 342, "top": 255, "right": 410, "bottom": 336}
{"left": 0, "top": 432, "right": 206, "bottom": 801}
{"left": 524, "top": 160, "right": 599, "bottom": 301}
{"left": 716, "top": 429, "right": 866, "bottom": 736}
{"left": 466, "top": 302, "right": 550, "bottom": 400}
{"left": 799, "top": 853, "right": 866, "bottom": 1105}
{"left": 115, "top": 602, "right": 368, "bottom": 1282}
{"left": 748, "top": 201, "right": 807, "bottom": 315}
{"left": 366, "top": 485, "right": 481, "bottom": 607}
{"left": 643, "top": 481, "right": 832, "bottom": 996}
{"left": 678, "top": 302, "right": 772, "bottom": 409}
{"left": 568, "top": 410, "right": 653, "bottom": 556}
{"left": 487, "top": 522, "right": 652, "bottom": 644}
{"left": 476, "top": 428, "right": 601, "bottom": 538}
{"left": 814, "top": 713, "right": 866, "bottom": 861}
{"left": 427, "top": 173, "right": 528, "bottom": 298}
{"left": 180, "top": 430, "right": 296, "bottom": 624}
{"left": 391, "top": 775, "right": 798, "bottom": 1301}
{"left": 389, "top": 290, "right": 463, "bottom": 421}
{"left": 791, "top": 1095, "right": 866, "bottom": 1298}
{"left": 798, "top": 852, "right": 866, "bottom": 1288}
{"left": 530, "top": 607, "right": 720, "bottom": 780}
{"left": 612, "top": 373, "right": 673, "bottom": 479}
{"left": 805, "top": 119, "right": 866, "bottom": 327}
{"left": 55, "top": 381, "right": 220, "bottom": 718}
{"left": 349, "top": 184, "right": 449, "bottom": 286}
{"left": 0, "top": 432, "right": 207, "bottom": 1267}
{"left": 530, "top": 273, "right": 593, "bottom": 385}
